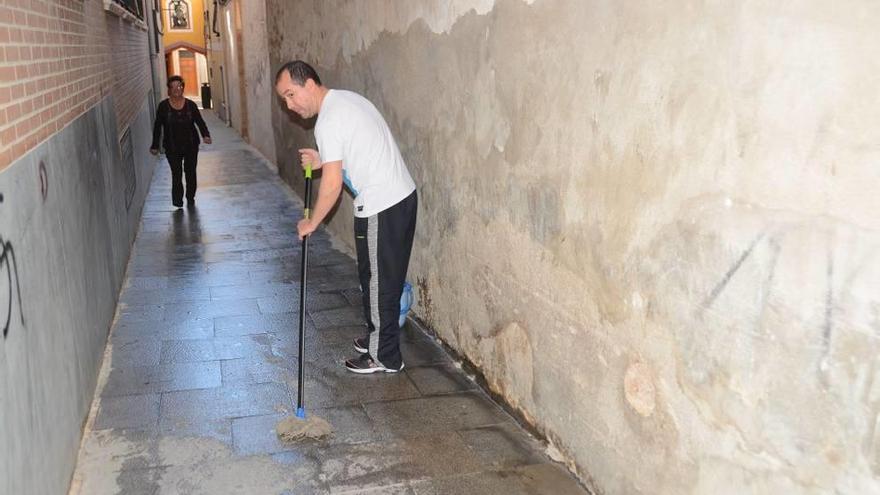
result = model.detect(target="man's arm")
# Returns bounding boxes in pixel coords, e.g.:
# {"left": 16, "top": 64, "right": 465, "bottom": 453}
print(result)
{"left": 297, "top": 160, "right": 343, "bottom": 239}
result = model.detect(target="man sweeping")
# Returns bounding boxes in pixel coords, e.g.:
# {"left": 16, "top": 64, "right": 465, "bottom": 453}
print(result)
{"left": 275, "top": 60, "right": 417, "bottom": 374}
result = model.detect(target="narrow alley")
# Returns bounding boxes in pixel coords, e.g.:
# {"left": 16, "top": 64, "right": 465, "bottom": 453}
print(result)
{"left": 3, "top": 2, "right": 879, "bottom": 494}
{"left": 68, "top": 112, "right": 588, "bottom": 494}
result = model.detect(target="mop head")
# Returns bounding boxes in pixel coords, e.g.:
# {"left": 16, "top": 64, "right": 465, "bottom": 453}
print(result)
{"left": 276, "top": 414, "right": 333, "bottom": 442}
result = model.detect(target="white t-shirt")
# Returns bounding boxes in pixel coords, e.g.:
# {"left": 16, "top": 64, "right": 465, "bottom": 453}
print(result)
{"left": 315, "top": 89, "right": 416, "bottom": 218}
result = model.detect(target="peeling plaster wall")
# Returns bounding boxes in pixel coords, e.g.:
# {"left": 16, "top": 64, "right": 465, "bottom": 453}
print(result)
{"left": 241, "top": 0, "right": 277, "bottom": 164}
{"left": 265, "top": 1, "right": 880, "bottom": 493}
{"left": 0, "top": 96, "right": 156, "bottom": 494}
{"left": 219, "top": 1, "right": 245, "bottom": 135}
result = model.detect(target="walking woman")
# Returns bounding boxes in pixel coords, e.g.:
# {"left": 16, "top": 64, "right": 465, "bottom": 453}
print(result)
{"left": 150, "top": 75, "right": 212, "bottom": 208}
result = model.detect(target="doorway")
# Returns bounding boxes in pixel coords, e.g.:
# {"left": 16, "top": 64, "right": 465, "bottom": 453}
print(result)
{"left": 178, "top": 50, "right": 198, "bottom": 97}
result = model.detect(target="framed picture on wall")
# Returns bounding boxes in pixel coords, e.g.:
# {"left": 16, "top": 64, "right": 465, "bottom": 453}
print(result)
{"left": 168, "top": 0, "right": 190, "bottom": 30}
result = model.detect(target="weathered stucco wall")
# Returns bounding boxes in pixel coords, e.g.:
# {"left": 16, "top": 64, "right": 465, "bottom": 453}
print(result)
{"left": 218, "top": 1, "right": 246, "bottom": 136}
{"left": 241, "top": 0, "right": 277, "bottom": 164}
{"left": 0, "top": 96, "right": 156, "bottom": 495}
{"left": 266, "top": 1, "right": 880, "bottom": 493}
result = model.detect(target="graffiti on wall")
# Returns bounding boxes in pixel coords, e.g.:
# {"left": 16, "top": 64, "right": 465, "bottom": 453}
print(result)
{"left": 0, "top": 193, "right": 25, "bottom": 338}
{"left": 121, "top": 127, "right": 138, "bottom": 211}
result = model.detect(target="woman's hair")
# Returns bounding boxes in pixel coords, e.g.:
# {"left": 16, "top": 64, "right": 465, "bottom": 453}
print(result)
{"left": 167, "top": 75, "right": 185, "bottom": 88}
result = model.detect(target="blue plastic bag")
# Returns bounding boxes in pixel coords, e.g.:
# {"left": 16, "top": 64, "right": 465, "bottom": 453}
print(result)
{"left": 399, "top": 281, "right": 413, "bottom": 327}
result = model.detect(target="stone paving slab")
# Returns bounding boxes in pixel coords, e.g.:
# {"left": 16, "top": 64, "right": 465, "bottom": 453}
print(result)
{"left": 69, "top": 111, "right": 590, "bottom": 495}
{"left": 100, "top": 361, "right": 222, "bottom": 397}
{"left": 112, "top": 317, "right": 215, "bottom": 341}
{"left": 93, "top": 394, "right": 160, "bottom": 431}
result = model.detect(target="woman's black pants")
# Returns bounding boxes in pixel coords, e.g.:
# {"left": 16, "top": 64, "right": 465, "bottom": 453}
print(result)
{"left": 167, "top": 150, "right": 198, "bottom": 204}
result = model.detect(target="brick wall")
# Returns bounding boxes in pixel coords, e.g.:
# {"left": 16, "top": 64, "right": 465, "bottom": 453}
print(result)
{"left": 106, "top": 3, "right": 151, "bottom": 137}
{"left": 0, "top": 0, "right": 152, "bottom": 171}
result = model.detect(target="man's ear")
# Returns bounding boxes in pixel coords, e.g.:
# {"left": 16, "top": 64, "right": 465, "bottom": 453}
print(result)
{"left": 304, "top": 78, "right": 316, "bottom": 90}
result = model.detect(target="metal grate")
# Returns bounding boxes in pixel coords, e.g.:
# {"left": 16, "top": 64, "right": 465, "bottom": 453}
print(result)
{"left": 111, "top": 0, "right": 144, "bottom": 20}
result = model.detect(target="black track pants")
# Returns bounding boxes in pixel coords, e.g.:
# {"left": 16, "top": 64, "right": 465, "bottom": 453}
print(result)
{"left": 354, "top": 190, "right": 417, "bottom": 370}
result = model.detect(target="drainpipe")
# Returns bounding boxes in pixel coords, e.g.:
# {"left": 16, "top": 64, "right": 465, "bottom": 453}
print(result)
{"left": 149, "top": 0, "right": 165, "bottom": 104}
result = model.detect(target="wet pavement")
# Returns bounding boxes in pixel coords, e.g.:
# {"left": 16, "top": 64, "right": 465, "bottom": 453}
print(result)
{"left": 69, "top": 111, "right": 590, "bottom": 494}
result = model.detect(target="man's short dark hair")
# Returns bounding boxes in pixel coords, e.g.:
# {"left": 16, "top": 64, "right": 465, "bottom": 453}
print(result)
{"left": 275, "top": 61, "right": 322, "bottom": 87}
{"left": 167, "top": 75, "right": 184, "bottom": 88}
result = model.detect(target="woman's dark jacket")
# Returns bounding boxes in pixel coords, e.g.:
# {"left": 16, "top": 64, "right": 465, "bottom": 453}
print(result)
{"left": 151, "top": 98, "right": 210, "bottom": 156}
